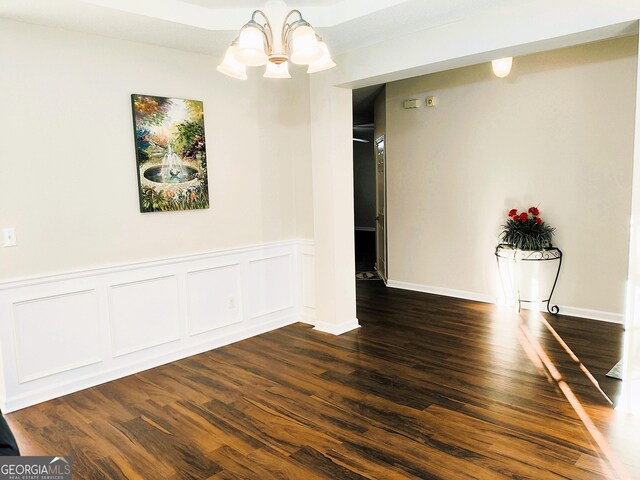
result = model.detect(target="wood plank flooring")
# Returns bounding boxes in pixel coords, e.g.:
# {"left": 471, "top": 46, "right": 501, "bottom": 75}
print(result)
{"left": 542, "top": 311, "right": 624, "bottom": 404}
{"left": 5, "top": 281, "right": 633, "bottom": 479}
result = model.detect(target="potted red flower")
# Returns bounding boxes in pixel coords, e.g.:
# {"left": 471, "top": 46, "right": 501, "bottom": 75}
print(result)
{"left": 496, "top": 206, "right": 562, "bottom": 314}
{"left": 500, "top": 206, "right": 555, "bottom": 250}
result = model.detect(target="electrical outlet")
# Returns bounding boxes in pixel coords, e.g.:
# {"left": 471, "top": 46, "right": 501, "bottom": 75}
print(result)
{"left": 426, "top": 96, "right": 437, "bottom": 107}
{"left": 3, "top": 228, "right": 16, "bottom": 247}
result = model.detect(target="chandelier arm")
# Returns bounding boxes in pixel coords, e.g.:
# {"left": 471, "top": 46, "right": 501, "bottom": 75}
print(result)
{"left": 282, "top": 9, "right": 304, "bottom": 32}
{"left": 249, "top": 10, "right": 274, "bottom": 55}
{"left": 281, "top": 10, "right": 306, "bottom": 49}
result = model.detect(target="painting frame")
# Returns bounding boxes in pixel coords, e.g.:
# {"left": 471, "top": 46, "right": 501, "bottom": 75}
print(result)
{"left": 131, "top": 94, "right": 210, "bottom": 213}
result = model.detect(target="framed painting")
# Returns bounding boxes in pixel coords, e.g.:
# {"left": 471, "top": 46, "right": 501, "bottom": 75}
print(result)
{"left": 131, "top": 94, "right": 209, "bottom": 213}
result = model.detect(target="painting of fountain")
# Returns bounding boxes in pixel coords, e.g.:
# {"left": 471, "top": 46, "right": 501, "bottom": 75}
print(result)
{"left": 132, "top": 94, "right": 209, "bottom": 212}
{"left": 162, "top": 145, "right": 185, "bottom": 183}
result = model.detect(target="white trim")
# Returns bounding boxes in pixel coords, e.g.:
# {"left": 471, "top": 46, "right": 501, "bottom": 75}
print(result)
{"left": 0, "top": 240, "right": 307, "bottom": 413}
{"left": 2, "top": 315, "right": 296, "bottom": 413}
{"left": 387, "top": 280, "right": 624, "bottom": 324}
{"left": 10, "top": 288, "right": 96, "bottom": 306}
{"left": 247, "top": 252, "right": 292, "bottom": 264}
{"left": 11, "top": 289, "right": 102, "bottom": 383}
{"left": 247, "top": 253, "right": 295, "bottom": 319}
{"left": 298, "top": 243, "right": 317, "bottom": 326}
{"left": 185, "top": 263, "right": 243, "bottom": 337}
{"left": 520, "top": 303, "right": 624, "bottom": 324}
{"left": 355, "top": 226, "right": 376, "bottom": 232}
{"left": 314, "top": 318, "right": 360, "bottom": 335}
{"left": 108, "top": 275, "right": 181, "bottom": 358}
{"left": 387, "top": 280, "right": 494, "bottom": 304}
{"left": 0, "top": 240, "right": 300, "bottom": 291}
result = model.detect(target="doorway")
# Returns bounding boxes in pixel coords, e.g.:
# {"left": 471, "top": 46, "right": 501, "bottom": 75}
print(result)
{"left": 352, "top": 85, "right": 386, "bottom": 282}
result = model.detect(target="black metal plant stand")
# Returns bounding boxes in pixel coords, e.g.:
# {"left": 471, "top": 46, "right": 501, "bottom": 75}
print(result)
{"left": 495, "top": 244, "right": 563, "bottom": 315}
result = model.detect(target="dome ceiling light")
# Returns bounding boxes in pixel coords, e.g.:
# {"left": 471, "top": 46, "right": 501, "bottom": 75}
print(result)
{"left": 492, "top": 57, "right": 513, "bottom": 78}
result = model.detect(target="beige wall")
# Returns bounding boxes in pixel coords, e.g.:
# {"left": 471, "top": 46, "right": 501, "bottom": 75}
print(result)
{"left": 386, "top": 36, "right": 638, "bottom": 315}
{"left": 0, "top": 19, "right": 313, "bottom": 281}
{"left": 374, "top": 87, "right": 386, "bottom": 145}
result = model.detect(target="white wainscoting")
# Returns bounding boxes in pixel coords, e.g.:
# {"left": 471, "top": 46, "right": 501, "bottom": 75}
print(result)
{"left": 109, "top": 275, "right": 181, "bottom": 357}
{"left": 248, "top": 254, "right": 295, "bottom": 319}
{"left": 186, "top": 264, "right": 242, "bottom": 336}
{"left": 12, "top": 289, "right": 101, "bottom": 383}
{"left": 0, "top": 240, "right": 316, "bottom": 413}
{"left": 299, "top": 242, "right": 317, "bottom": 325}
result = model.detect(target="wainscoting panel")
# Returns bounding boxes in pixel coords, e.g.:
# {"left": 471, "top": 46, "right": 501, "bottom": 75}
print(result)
{"left": 299, "top": 242, "right": 316, "bottom": 325}
{"left": 302, "top": 254, "right": 315, "bottom": 308}
{"left": 187, "top": 264, "right": 242, "bottom": 336}
{"left": 12, "top": 289, "right": 101, "bottom": 383}
{"left": 109, "top": 275, "right": 181, "bottom": 357}
{"left": 248, "top": 254, "right": 294, "bottom": 319}
{"left": 0, "top": 240, "right": 307, "bottom": 412}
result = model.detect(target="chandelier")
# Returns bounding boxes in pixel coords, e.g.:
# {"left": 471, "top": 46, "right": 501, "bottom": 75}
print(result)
{"left": 217, "top": 8, "right": 336, "bottom": 80}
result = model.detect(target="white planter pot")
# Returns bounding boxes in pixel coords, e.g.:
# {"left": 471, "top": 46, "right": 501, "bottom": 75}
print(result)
{"left": 495, "top": 244, "right": 562, "bottom": 314}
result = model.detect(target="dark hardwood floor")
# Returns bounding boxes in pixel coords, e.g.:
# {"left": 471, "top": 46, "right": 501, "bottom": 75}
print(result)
{"left": 542, "top": 311, "right": 624, "bottom": 404}
{"left": 5, "top": 281, "right": 636, "bottom": 479}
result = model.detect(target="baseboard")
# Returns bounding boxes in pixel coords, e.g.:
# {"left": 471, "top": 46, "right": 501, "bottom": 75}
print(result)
{"left": 355, "top": 227, "right": 375, "bottom": 232}
{"left": 314, "top": 318, "right": 360, "bottom": 335}
{"left": 387, "top": 280, "right": 494, "bottom": 304}
{"left": 519, "top": 303, "right": 624, "bottom": 324}
{"left": 1, "top": 315, "right": 296, "bottom": 413}
{"left": 387, "top": 280, "right": 624, "bottom": 325}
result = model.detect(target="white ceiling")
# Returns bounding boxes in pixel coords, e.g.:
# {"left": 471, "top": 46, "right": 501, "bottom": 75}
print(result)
{"left": 180, "top": 0, "right": 344, "bottom": 7}
{"left": 0, "top": 0, "right": 519, "bottom": 57}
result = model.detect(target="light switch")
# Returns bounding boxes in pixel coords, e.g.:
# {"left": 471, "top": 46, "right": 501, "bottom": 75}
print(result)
{"left": 3, "top": 227, "right": 16, "bottom": 247}
{"left": 403, "top": 99, "right": 420, "bottom": 109}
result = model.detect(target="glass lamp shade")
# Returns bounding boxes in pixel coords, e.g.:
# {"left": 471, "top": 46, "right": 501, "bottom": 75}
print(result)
{"left": 264, "top": 61, "right": 291, "bottom": 79}
{"left": 307, "top": 41, "right": 336, "bottom": 73}
{"left": 236, "top": 24, "right": 268, "bottom": 66}
{"left": 289, "top": 25, "right": 322, "bottom": 65}
{"left": 492, "top": 57, "right": 513, "bottom": 78}
{"left": 217, "top": 45, "right": 248, "bottom": 80}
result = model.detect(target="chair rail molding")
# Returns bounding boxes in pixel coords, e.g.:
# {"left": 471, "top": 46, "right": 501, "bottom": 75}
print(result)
{"left": 0, "top": 239, "right": 318, "bottom": 412}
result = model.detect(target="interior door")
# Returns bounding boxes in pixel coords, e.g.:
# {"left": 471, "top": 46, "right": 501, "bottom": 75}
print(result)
{"left": 375, "top": 135, "right": 388, "bottom": 283}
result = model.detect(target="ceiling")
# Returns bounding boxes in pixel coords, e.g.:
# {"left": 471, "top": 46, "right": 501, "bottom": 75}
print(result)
{"left": 0, "top": 0, "right": 516, "bottom": 57}
{"left": 180, "top": 0, "right": 344, "bottom": 7}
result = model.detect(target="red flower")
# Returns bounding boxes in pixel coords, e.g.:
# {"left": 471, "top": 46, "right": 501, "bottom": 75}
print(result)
{"left": 512, "top": 215, "right": 519, "bottom": 221}
{"left": 520, "top": 212, "right": 528, "bottom": 221}
{"left": 508, "top": 209, "right": 517, "bottom": 217}
{"left": 535, "top": 217, "right": 542, "bottom": 224}
{"left": 528, "top": 207, "right": 540, "bottom": 216}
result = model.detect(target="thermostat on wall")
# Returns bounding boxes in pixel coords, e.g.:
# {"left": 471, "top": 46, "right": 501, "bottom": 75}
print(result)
{"left": 403, "top": 99, "right": 420, "bottom": 109}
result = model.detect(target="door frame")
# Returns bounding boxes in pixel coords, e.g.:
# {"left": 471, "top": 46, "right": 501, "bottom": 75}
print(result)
{"left": 374, "top": 134, "right": 388, "bottom": 283}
